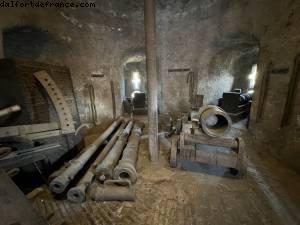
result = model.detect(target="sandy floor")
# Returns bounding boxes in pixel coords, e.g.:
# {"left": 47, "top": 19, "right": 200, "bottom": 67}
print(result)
{"left": 29, "top": 118, "right": 300, "bottom": 225}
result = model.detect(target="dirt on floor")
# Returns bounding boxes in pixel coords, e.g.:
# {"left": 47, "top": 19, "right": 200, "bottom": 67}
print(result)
{"left": 27, "top": 119, "right": 300, "bottom": 225}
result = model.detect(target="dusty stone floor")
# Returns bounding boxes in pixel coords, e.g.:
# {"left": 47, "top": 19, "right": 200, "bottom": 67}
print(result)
{"left": 28, "top": 119, "right": 300, "bottom": 225}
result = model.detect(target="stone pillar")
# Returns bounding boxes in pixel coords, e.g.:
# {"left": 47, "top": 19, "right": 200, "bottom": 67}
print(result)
{"left": 144, "top": 0, "right": 159, "bottom": 161}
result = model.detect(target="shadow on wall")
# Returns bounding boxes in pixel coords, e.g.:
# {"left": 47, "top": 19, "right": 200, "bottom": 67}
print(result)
{"left": 204, "top": 32, "right": 259, "bottom": 104}
{"left": 3, "top": 26, "right": 58, "bottom": 61}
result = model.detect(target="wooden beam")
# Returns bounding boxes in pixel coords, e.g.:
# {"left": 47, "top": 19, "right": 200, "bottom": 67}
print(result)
{"left": 145, "top": 0, "right": 159, "bottom": 161}
{"left": 184, "top": 133, "right": 238, "bottom": 149}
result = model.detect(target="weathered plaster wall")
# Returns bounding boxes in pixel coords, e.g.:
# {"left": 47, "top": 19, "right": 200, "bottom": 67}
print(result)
{"left": 240, "top": 0, "right": 299, "bottom": 172}
{"left": 0, "top": 4, "right": 145, "bottom": 124}
{"left": 156, "top": 0, "right": 259, "bottom": 112}
{"left": 154, "top": 0, "right": 300, "bottom": 172}
{"left": 249, "top": 0, "right": 300, "bottom": 173}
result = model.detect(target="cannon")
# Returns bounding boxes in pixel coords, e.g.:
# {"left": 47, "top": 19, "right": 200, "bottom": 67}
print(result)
{"left": 94, "top": 121, "right": 134, "bottom": 181}
{"left": 198, "top": 105, "right": 232, "bottom": 138}
{"left": 170, "top": 133, "right": 247, "bottom": 176}
{"left": 113, "top": 122, "right": 143, "bottom": 183}
{"left": 49, "top": 118, "right": 123, "bottom": 194}
{"left": 89, "top": 180, "right": 135, "bottom": 202}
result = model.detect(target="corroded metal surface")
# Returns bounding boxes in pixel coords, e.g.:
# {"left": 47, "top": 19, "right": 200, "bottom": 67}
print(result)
{"left": 95, "top": 121, "right": 134, "bottom": 181}
{"left": 113, "top": 123, "right": 143, "bottom": 183}
{"left": 92, "top": 121, "right": 128, "bottom": 168}
{"left": 50, "top": 118, "right": 123, "bottom": 194}
{"left": 67, "top": 171, "right": 94, "bottom": 203}
{"left": 199, "top": 105, "right": 232, "bottom": 138}
{"left": 34, "top": 70, "right": 75, "bottom": 134}
{"left": 89, "top": 180, "right": 135, "bottom": 202}
{"left": 66, "top": 122, "right": 129, "bottom": 204}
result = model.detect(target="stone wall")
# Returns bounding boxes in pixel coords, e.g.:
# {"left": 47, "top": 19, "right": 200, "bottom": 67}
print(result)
{"left": 248, "top": 0, "right": 300, "bottom": 173}
{"left": 154, "top": 0, "right": 300, "bottom": 172}
{"left": 0, "top": 4, "right": 145, "bottom": 124}
{"left": 157, "top": 0, "right": 260, "bottom": 112}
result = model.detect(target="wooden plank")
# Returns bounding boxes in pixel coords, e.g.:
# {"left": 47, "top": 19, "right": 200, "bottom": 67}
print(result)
{"left": 0, "top": 170, "right": 47, "bottom": 225}
{"left": 184, "top": 133, "right": 238, "bottom": 149}
{"left": 24, "top": 130, "right": 61, "bottom": 140}
{"left": 281, "top": 54, "right": 300, "bottom": 127}
{"left": 0, "top": 122, "right": 60, "bottom": 138}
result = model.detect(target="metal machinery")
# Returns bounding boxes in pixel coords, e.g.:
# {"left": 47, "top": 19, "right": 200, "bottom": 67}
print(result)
{"left": 123, "top": 92, "right": 148, "bottom": 115}
{"left": 113, "top": 122, "right": 143, "bottom": 183}
{"left": 0, "top": 59, "right": 80, "bottom": 176}
{"left": 219, "top": 91, "right": 252, "bottom": 119}
{"left": 0, "top": 70, "right": 76, "bottom": 140}
{"left": 171, "top": 105, "right": 247, "bottom": 177}
{"left": 198, "top": 105, "right": 232, "bottom": 138}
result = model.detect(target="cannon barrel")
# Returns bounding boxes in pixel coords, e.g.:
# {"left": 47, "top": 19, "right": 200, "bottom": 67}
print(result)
{"left": 49, "top": 118, "right": 123, "bottom": 194}
{"left": 67, "top": 121, "right": 129, "bottom": 203}
{"left": 199, "top": 105, "right": 232, "bottom": 137}
{"left": 95, "top": 121, "right": 134, "bottom": 181}
{"left": 89, "top": 180, "right": 135, "bottom": 202}
{"left": 113, "top": 122, "right": 143, "bottom": 183}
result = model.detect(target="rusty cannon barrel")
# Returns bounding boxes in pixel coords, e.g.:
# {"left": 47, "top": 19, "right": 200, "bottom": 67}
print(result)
{"left": 95, "top": 120, "right": 134, "bottom": 181}
{"left": 67, "top": 170, "right": 94, "bottom": 203}
{"left": 67, "top": 121, "right": 129, "bottom": 203}
{"left": 113, "top": 122, "right": 143, "bottom": 184}
{"left": 92, "top": 121, "right": 128, "bottom": 168}
{"left": 49, "top": 118, "right": 123, "bottom": 194}
{"left": 89, "top": 180, "right": 135, "bottom": 202}
{"left": 199, "top": 105, "right": 232, "bottom": 138}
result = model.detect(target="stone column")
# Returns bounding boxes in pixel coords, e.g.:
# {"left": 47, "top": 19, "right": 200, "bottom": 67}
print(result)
{"left": 144, "top": 0, "right": 159, "bottom": 161}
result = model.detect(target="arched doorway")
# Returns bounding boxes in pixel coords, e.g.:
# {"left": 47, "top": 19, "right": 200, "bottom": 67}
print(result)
{"left": 208, "top": 32, "right": 260, "bottom": 126}
{"left": 121, "top": 48, "right": 147, "bottom": 114}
